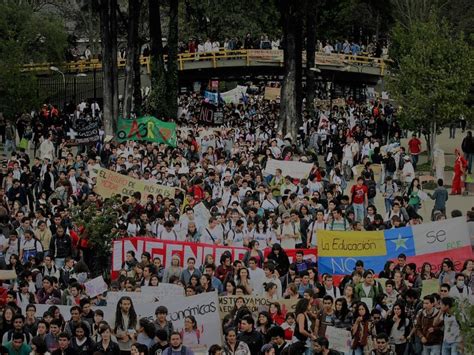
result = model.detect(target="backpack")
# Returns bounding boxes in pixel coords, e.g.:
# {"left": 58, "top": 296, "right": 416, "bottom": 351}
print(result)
{"left": 386, "top": 157, "right": 396, "bottom": 172}
{"left": 366, "top": 180, "right": 377, "bottom": 199}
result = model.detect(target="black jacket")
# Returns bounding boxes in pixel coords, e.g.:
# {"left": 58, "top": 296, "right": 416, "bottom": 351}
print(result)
{"left": 49, "top": 233, "right": 73, "bottom": 259}
{"left": 237, "top": 329, "right": 263, "bottom": 355}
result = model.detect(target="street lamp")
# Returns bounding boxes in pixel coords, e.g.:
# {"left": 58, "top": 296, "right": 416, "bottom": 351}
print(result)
{"left": 310, "top": 67, "right": 321, "bottom": 73}
{"left": 50, "top": 66, "right": 66, "bottom": 108}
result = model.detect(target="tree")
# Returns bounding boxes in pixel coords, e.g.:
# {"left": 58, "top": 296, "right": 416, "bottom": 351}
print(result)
{"left": 70, "top": 196, "right": 122, "bottom": 278}
{"left": 98, "top": 0, "right": 119, "bottom": 136}
{"left": 279, "top": 0, "right": 303, "bottom": 139}
{"left": 387, "top": 15, "right": 474, "bottom": 158}
{"left": 305, "top": 0, "right": 318, "bottom": 116}
{"left": 146, "top": 0, "right": 179, "bottom": 120}
{"left": 123, "top": 0, "right": 142, "bottom": 118}
{"left": 0, "top": 2, "right": 67, "bottom": 118}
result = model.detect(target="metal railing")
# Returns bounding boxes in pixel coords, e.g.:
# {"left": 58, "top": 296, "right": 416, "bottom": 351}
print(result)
{"left": 22, "top": 49, "right": 387, "bottom": 75}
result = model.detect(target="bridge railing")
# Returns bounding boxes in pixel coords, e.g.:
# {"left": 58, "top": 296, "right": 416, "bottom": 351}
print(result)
{"left": 22, "top": 49, "right": 387, "bottom": 75}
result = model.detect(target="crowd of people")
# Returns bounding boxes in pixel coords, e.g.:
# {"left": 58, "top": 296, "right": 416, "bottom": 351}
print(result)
{"left": 0, "top": 86, "right": 471, "bottom": 355}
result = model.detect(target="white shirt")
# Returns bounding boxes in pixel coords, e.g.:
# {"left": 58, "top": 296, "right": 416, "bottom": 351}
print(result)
{"left": 202, "top": 225, "right": 224, "bottom": 245}
{"left": 249, "top": 267, "right": 266, "bottom": 295}
{"left": 402, "top": 162, "right": 415, "bottom": 183}
{"left": 158, "top": 229, "right": 181, "bottom": 241}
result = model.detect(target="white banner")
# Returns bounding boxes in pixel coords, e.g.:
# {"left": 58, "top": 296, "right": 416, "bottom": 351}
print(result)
{"left": 264, "top": 159, "right": 313, "bottom": 179}
{"left": 326, "top": 326, "right": 352, "bottom": 353}
{"left": 106, "top": 291, "right": 157, "bottom": 305}
{"left": 141, "top": 284, "right": 185, "bottom": 299}
{"left": 220, "top": 85, "right": 247, "bottom": 104}
{"left": 412, "top": 217, "right": 470, "bottom": 255}
{"left": 134, "top": 293, "right": 221, "bottom": 349}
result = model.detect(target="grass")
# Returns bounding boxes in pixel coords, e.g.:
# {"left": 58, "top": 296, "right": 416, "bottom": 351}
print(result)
{"left": 416, "top": 162, "right": 453, "bottom": 172}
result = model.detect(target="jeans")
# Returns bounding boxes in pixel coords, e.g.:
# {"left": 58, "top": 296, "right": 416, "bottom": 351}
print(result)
{"left": 466, "top": 153, "right": 473, "bottom": 174}
{"left": 422, "top": 344, "right": 441, "bottom": 355}
{"left": 411, "top": 154, "right": 419, "bottom": 170}
{"left": 4, "top": 139, "right": 15, "bottom": 156}
{"left": 449, "top": 125, "right": 456, "bottom": 138}
{"left": 353, "top": 203, "right": 365, "bottom": 223}
{"left": 442, "top": 342, "right": 459, "bottom": 355}
{"left": 385, "top": 198, "right": 393, "bottom": 214}
{"left": 352, "top": 347, "right": 363, "bottom": 355}
{"left": 55, "top": 257, "right": 65, "bottom": 268}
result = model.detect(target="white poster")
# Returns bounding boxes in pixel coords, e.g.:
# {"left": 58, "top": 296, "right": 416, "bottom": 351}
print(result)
{"left": 84, "top": 276, "right": 108, "bottom": 298}
{"left": 135, "top": 292, "right": 222, "bottom": 349}
{"left": 412, "top": 217, "right": 470, "bottom": 255}
{"left": 263, "top": 159, "right": 313, "bottom": 179}
{"left": 326, "top": 326, "right": 352, "bottom": 353}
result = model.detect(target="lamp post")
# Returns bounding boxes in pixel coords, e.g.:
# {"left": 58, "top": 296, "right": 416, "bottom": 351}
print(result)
{"left": 50, "top": 66, "right": 66, "bottom": 108}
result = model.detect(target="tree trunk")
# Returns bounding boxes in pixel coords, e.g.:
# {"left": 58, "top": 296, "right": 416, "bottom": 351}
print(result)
{"left": 123, "top": 0, "right": 140, "bottom": 118}
{"left": 166, "top": 0, "right": 179, "bottom": 120}
{"left": 148, "top": 0, "right": 168, "bottom": 117}
{"left": 295, "top": 13, "right": 303, "bottom": 130}
{"left": 99, "top": 0, "right": 119, "bottom": 136}
{"left": 132, "top": 38, "right": 142, "bottom": 115}
{"left": 279, "top": 0, "right": 299, "bottom": 139}
{"left": 305, "top": 0, "right": 317, "bottom": 117}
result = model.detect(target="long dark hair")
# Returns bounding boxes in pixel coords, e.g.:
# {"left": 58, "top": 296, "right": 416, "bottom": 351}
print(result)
{"left": 355, "top": 301, "right": 371, "bottom": 322}
{"left": 335, "top": 297, "right": 349, "bottom": 319}
{"left": 389, "top": 301, "right": 408, "bottom": 330}
{"left": 294, "top": 298, "right": 310, "bottom": 316}
{"left": 114, "top": 296, "right": 137, "bottom": 332}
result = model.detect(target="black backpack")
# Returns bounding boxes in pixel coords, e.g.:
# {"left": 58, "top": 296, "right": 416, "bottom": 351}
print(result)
{"left": 386, "top": 157, "right": 396, "bottom": 172}
{"left": 366, "top": 180, "right": 377, "bottom": 199}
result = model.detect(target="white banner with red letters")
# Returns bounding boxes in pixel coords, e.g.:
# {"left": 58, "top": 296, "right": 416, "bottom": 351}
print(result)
{"left": 112, "top": 238, "right": 316, "bottom": 278}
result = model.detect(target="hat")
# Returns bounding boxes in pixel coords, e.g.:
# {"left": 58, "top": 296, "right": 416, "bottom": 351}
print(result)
{"left": 403, "top": 155, "right": 411, "bottom": 161}
{"left": 282, "top": 212, "right": 290, "bottom": 219}
{"left": 95, "top": 156, "right": 101, "bottom": 160}
{"left": 167, "top": 169, "right": 175, "bottom": 176}
{"left": 195, "top": 168, "right": 204, "bottom": 173}
{"left": 208, "top": 165, "right": 215, "bottom": 171}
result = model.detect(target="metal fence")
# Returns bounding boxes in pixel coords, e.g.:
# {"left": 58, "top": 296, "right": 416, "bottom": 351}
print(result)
{"left": 37, "top": 71, "right": 103, "bottom": 108}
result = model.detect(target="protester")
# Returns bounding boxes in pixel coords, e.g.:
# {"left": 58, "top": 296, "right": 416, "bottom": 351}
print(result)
{"left": 0, "top": 86, "right": 471, "bottom": 355}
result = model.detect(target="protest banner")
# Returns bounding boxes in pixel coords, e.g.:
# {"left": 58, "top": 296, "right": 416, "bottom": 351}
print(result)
{"left": 314, "top": 98, "right": 346, "bottom": 107}
{"left": 326, "top": 326, "right": 352, "bottom": 353}
{"left": 141, "top": 283, "right": 185, "bottom": 299}
{"left": 112, "top": 238, "right": 317, "bottom": 279}
{"left": 204, "top": 91, "right": 219, "bottom": 104}
{"left": 116, "top": 116, "right": 177, "bottom": 147}
{"left": 94, "top": 167, "right": 176, "bottom": 202}
{"left": 0, "top": 270, "right": 16, "bottom": 280}
{"left": 218, "top": 296, "right": 298, "bottom": 320}
{"left": 263, "top": 159, "right": 313, "bottom": 179}
{"left": 199, "top": 102, "right": 216, "bottom": 125}
{"left": 264, "top": 87, "right": 280, "bottom": 101}
{"left": 318, "top": 218, "right": 473, "bottom": 277}
{"left": 65, "top": 117, "right": 99, "bottom": 145}
{"left": 106, "top": 291, "right": 158, "bottom": 305}
{"left": 134, "top": 292, "right": 222, "bottom": 348}
{"left": 84, "top": 276, "right": 108, "bottom": 298}
{"left": 247, "top": 49, "right": 283, "bottom": 62}
{"left": 421, "top": 279, "right": 440, "bottom": 298}
{"left": 220, "top": 85, "right": 247, "bottom": 104}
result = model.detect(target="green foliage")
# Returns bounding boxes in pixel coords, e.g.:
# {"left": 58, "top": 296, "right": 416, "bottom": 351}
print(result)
{"left": 455, "top": 299, "right": 474, "bottom": 353}
{"left": 69, "top": 197, "right": 122, "bottom": 276}
{"left": 179, "top": 0, "right": 280, "bottom": 41}
{"left": 0, "top": 2, "right": 67, "bottom": 118}
{"left": 387, "top": 15, "right": 474, "bottom": 134}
